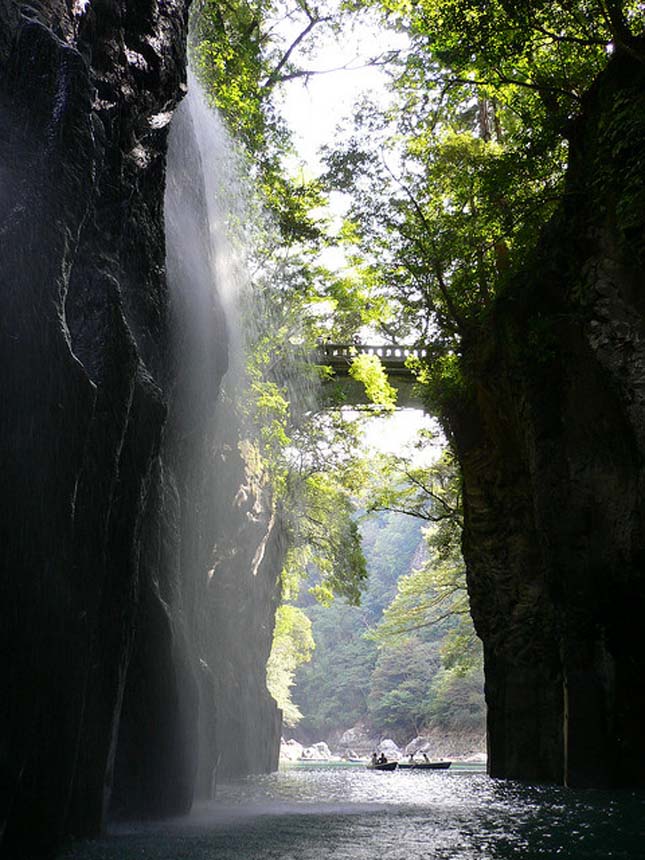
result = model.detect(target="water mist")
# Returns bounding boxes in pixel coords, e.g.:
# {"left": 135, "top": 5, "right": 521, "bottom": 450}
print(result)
{"left": 164, "top": 73, "right": 286, "bottom": 795}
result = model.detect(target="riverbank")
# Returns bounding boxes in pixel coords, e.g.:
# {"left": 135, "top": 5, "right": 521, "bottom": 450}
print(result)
{"left": 281, "top": 727, "right": 486, "bottom": 764}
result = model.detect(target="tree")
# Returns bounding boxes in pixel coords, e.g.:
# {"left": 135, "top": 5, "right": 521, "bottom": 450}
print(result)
{"left": 367, "top": 637, "right": 441, "bottom": 737}
{"left": 322, "top": 1, "right": 645, "bottom": 404}
{"left": 292, "top": 601, "right": 378, "bottom": 736}
{"left": 266, "top": 604, "right": 315, "bottom": 725}
{"left": 365, "top": 440, "right": 481, "bottom": 674}
{"left": 190, "top": 0, "right": 388, "bottom": 620}
{"left": 358, "top": 438, "right": 485, "bottom": 738}
{"left": 428, "top": 662, "right": 486, "bottom": 733}
{"left": 292, "top": 510, "right": 425, "bottom": 736}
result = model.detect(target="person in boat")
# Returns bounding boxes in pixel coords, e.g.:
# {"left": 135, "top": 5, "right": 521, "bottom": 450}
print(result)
{"left": 371, "top": 752, "right": 378, "bottom": 766}
{"left": 378, "top": 752, "right": 387, "bottom": 764}
{"left": 422, "top": 752, "right": 430, "bottom": 762}
{"left": 408, "top": 752, "right": 415, "bottom": 762}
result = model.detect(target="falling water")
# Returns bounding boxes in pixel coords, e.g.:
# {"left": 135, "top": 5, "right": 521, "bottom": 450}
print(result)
{"left": 165, "top": 71, "right": 247, "bottom": 438}
{"left": 165, "top": 71, "right": 317, "bottom": 453}
{"left": 161, "top": 70, "right": 320, "bottom": 797}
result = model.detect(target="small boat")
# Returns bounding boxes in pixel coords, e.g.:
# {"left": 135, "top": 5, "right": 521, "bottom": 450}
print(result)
{"left": 398, "top": 760, "right": 451, "bottom": 770}
{"left": 367, "top": 760, "right": 398, "bottom": 771}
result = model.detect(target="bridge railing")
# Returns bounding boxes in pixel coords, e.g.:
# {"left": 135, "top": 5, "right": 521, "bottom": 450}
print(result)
{"left": 318, "top": 343, "right": 427, "bottom": 362}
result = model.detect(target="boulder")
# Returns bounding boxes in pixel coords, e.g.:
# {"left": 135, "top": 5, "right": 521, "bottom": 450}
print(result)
{"left": 280, "top": 739, "right": 304, "bottom": 761}
{"left": 336, "top": 724, "right": 379, "bottom": 756}
{"left": 403, "top": 729, "right": 486, "bottom": 761}
{"left": 404, "top": 736, "right": 432, "bottom": 756}
{"left": 301, "top": 741, "right": 332, "bottom": 760}
{"left": 377, "top": 739, "right": 402, "bottom": 759}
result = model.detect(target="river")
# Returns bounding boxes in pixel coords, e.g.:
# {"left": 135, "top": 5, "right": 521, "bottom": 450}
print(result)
{"left": 62, "top": 762, "right": 645, "bottom": 859}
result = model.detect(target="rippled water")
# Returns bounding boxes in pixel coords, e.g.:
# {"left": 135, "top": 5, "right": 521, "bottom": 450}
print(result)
{"left": 62, "top": 763, "right": 645, "bottom": 859}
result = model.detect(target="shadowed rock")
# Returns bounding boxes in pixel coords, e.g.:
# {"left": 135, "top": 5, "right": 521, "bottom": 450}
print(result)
{"left": 445, "top": 48, "right": 645, "bottom": 789}
{"left": 0, "top": 3, "right": 282, "bottom": 856}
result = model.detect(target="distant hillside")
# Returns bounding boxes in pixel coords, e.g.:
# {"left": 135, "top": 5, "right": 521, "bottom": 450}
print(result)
{"left": 292, "top": 510, "right": 485, "bottom": 747}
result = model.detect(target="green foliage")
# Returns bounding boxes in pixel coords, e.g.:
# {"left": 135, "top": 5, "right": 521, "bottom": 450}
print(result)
{"left": 367, "top": 637, "right": 441, "bottom": 736}
{"left": 191, "top": 0, "right": 280, "bottom": 155}
{"left": 266, "top": 604, "right": 315, "bottom": 725}
{"left": 375, "top": 556, "right": 466, "bottom": 640}
{"left": 592, "top": 87, "right": 645, "bottom": 268}
{"left": 349, "top": 353, "right": 397, "bottom": 410}
{"left": 362, "top": 527, "right": 486, "bottom": 735}
{"left": 365, "top": 443, "right": 461, "bottom": 526}
{"left": 425, "top": 353, "right": 470, "bottom": 413}
{"left": 355, "top": 437, "right": 483, "bottom": 738}
{"left": 192, "top": 0, "right": 418, "bottom": 624}
{"left": 392, "top": 0, "right": 613, "bottom": 101}
{"left": 293, "top": 442, "right": 485, "bottom": 740}
{"left": 192, "top": 0, "right": 349, "bottom": 248}
{"left": 428, "top": 662, "right": 486, "bottom": 732}
{"left": 357, "top": 510, "right": 422, "bottom": 617}
{"left": 293, "top": 601, "right": 378, "bottom": 736}
{"left": 191, "top": 0, "right": 384, "bottom": 735}
{"left": 293, "top": 510, "right": 424, "bottom": 736}
{"left": 293, "top": 472, "right": 368, "bottom": 605}
{"left": 322, "top": 0, "right": 645, "bottom": 399}
{"left": 324, "top": 93, "right": 563, "bottom": 345}
{"left": 366, "top": 441, "right": 480, "bottom": 671}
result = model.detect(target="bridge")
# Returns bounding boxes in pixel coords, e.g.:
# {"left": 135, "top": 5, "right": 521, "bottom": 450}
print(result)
{"left": 316, "top": 342, "right": 426, "bottom": 408}
{"left": 317, "top": 343, "right": 425, "bottom": 380}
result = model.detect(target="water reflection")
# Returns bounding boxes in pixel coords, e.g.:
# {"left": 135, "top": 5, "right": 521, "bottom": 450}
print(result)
{"left": 63, "top": 764, "right": 645, "bottom": 859}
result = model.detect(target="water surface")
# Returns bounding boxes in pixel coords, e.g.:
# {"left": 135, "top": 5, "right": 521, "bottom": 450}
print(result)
{"left": 63, "top": 763, "right": 645, "bottom": 859}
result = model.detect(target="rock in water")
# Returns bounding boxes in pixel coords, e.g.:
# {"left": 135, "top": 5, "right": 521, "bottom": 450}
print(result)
{"left": 281, "top": 738, "right": 305, "bottom": 761}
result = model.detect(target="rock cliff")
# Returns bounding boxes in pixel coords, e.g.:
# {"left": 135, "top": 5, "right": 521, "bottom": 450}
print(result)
{"left": 0, "top": 3, "right": 282, "bottom": 856}
{"left": 445, "top": 48, "right": 645, "bottom": 788}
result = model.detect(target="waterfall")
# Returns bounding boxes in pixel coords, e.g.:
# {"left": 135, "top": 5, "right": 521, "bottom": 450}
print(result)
{"left": 0, "top": 2, "right": 296, "bottom": 849}
{"left": 165, "top": 72, "right": 247, "bottom": 441}
{"left": 110, "top": 66, "right": 321, "bottom": 810}
{"left": 162, "top": 73, "right": 286, "bottom": 796}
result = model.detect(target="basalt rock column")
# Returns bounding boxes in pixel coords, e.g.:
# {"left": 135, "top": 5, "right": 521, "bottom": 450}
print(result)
{"left": 0, "top": 1, "right": 192, "bottom": 854}
{"left": 446, "top": 49, "right": 645, "bottom": 788}
{"left": 109, "top": 77, "right": 232, "bottom": 820}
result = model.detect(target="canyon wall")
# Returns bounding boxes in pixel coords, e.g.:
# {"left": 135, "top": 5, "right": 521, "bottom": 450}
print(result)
{"left": 446, "top": 48, "right": 645, "bottom": 788}
{"left": 0, "top": 3, "right": 282, "bottom": 856}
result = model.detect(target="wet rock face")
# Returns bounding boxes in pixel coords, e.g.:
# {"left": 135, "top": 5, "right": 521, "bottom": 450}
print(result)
{"left": 0, "top": 5, "right": 285, "bottom": 854}
{"left": 201, "top": 441, "right": 285, "bottom": 784}
{"left": 0, "top": 1, "right": 190, "bottom": 854}
{"left": 447, "top": 50, "right": 645, "bottom": 788}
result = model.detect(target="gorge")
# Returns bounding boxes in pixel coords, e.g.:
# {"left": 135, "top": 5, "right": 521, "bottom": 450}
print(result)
{"left": 1, "top": 1, "right": 645, "bottom": 859}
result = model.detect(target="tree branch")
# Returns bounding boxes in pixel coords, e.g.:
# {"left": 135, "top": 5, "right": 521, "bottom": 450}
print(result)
{"left": 380, "top": 607, "right": 470, "bottom": 637}
{"left": 263, "top": 15, "right": 333, "bottom": 91}
{"left": 380, "top": 156, "right": 469, "bottom": 332}
{"left": 441, "top": 73, "right": 583, "bottom": 103}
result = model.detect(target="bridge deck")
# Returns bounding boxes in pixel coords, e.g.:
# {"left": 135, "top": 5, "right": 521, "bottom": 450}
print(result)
{"left": 318, "top": 343, "right": 424, "bottom": 379}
